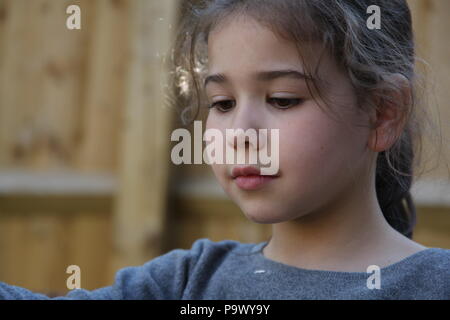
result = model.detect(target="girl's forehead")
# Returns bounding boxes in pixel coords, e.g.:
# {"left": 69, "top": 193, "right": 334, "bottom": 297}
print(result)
{"left": 208, "top": 15, "right": 287, "bottom": 50}
{"left": 207, "top": 20, "right": 335, "bottom": 83}
{"left": 206, "top": 14, "right": 334, "bottom": 70}
{"left": 208, "top": 18, "right": 302, "bottom": 68}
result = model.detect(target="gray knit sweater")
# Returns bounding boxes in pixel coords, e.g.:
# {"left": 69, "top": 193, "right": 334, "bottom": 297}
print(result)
{"left": 1, "top": 238, "right": 449, "bottom": 299}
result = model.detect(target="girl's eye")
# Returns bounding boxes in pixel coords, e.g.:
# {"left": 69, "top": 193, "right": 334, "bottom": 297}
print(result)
{"left": 208, "top": 98, "right": 303, "bottom": 112}
{"left": 208, "top": 100, "right": 235, "bottom": 112}
{"left": 268, "top": 98, "right": 303, "bottom": 109}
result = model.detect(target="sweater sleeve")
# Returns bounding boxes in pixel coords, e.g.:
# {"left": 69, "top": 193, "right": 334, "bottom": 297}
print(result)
{"left": 0, "top": 238, "right": 207, "bottom": 300}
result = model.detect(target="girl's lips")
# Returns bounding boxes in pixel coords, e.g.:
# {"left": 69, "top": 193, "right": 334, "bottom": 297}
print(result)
{"left": 231, "top": 166, "right": 279, "bottom": 190}
{"left": 234, "top": 174, "right": 278, "bottom": 190}
{"left": 231, "top": 166, "right": 261, "bottom": 178}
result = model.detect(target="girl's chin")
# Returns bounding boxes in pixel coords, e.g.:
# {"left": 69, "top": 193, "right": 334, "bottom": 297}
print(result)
{"left": 241, "top": 209, "right": 289, "bottom": 224}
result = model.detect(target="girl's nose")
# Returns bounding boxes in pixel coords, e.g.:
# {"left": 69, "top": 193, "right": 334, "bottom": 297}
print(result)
{"left": 226, "top": 100, "right": 266, "bottom": 152}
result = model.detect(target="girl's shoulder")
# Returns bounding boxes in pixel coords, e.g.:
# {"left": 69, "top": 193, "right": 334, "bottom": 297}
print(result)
{"left": 413, "top": 247, "right": 450, "bottom": 269}
{"left": 391, "top": 247, "right": 450, "bottom": 293}
{"left": 414, "top": 247, "right": 450, "bottom": 262}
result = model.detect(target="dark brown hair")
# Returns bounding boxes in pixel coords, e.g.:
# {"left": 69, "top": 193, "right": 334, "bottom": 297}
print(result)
{"left": 167, "top": 0, "right": 445, "bottom": 239}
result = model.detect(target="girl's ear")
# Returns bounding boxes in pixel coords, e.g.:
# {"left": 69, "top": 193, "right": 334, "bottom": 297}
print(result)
{"left": 368, "top": 74, "right": 412, "bottom": 152}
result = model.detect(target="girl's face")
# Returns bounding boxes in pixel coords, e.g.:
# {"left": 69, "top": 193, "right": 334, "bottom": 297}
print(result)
{"left": 205, "top": 15, "right": 374, "bottom": 224}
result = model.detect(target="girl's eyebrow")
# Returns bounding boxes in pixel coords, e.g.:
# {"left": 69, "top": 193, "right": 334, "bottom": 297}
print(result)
{"left": 203, "top": 69, "right": 313, "bottom": 88}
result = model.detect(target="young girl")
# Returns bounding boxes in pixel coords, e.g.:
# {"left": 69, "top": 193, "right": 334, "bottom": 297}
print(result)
{"left": 1, "top": 0, "right": 449, "bottom": 299}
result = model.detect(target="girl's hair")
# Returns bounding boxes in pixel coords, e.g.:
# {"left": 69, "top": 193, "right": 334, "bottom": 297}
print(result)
{"left": 167, "top": 0, "right": 445, "bottom": 239}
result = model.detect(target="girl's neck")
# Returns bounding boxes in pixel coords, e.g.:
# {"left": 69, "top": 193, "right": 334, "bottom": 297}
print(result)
{"left": 263, "top": 177, "right": 425, "bottom": 272}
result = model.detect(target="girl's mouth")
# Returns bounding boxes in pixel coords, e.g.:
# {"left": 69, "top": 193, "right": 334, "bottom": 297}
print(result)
{"left": 231, "top": 166, "right": 279, "bottom": 191}
{"left": 234, "top": 175, "right": 278, "bottom": 190}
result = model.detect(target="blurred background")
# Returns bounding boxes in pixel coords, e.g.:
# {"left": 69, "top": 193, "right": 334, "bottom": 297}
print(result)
{"left": 0, "top": 0, "right": 448, "bottom": 295}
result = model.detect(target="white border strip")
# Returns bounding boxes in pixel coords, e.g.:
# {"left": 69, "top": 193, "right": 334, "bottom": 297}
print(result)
{"left": 410, "top": 179, "right": 450, "bottom": 207}
{"left": 0, "top": 170, "right": 117, "bottom": 195}
{"left": 3, "top": 170, "right": 445, "bottom": 206}
{"left": 177, "top": 177, "right": 450, "bottom": 207}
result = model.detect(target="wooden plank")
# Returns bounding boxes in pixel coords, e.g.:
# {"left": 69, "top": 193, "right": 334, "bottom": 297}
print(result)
{"left": 0, "top": 0, "right": 119, "bottom": 293}
{"left": 22, "top": 213, "right": 64, "bottom": 291}
{"left": 0, "top": 0, "right": 89, "bottom": 169}
{"left": 0, "top": 211, "right": 112, "bottom": 293}
{"left": 426, "top": 0, "right": 450, "bottom": 180}
{"left": 65, "top": 212, "right": 113, "bottom": 291}
{"left": 0, "top": 0, "right": 28, "bottom": 166}
{"left": 0, "top": 195, "right": 112, "bottom": 213}
{"left": 0, "top": 0, "right": 9, "bottom": 69}
{"left": 408, "top": 0, "right": 450, "bottom": 180}
{"left": 110, "top": 0, "right": 179, "bottom": 272}
{"left": 75, "top": 0, "right": 130, "bottom": 172}
{"left": 0, "top": 214, "right": 27, "bottom": 285}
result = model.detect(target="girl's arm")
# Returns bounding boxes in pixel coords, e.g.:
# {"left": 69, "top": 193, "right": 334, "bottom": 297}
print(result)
{"left": 0, "top": 239, "right": 207, "bottom": 300}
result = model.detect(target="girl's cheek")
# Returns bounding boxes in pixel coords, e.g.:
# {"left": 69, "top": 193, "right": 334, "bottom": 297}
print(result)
{"left": 278, "top": 117, "right": 335, "bottom": 170}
